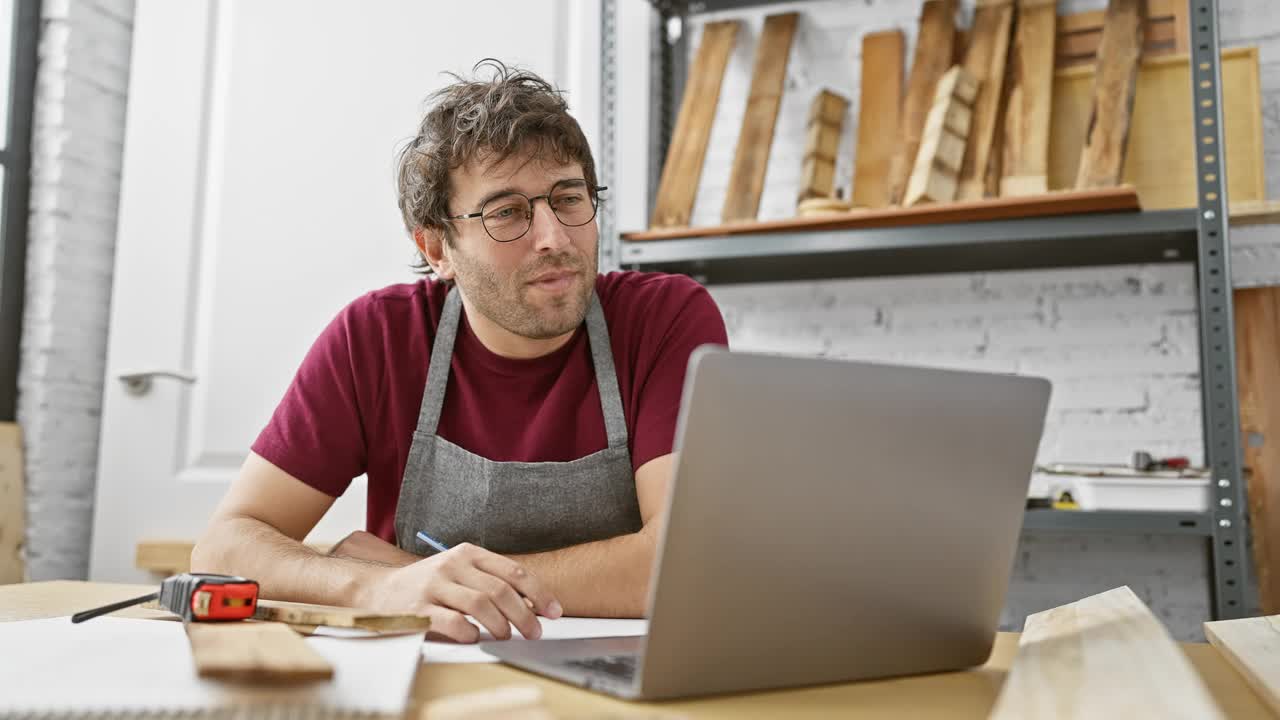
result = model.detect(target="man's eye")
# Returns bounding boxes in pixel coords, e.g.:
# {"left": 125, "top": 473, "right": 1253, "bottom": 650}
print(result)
{"left": 553, "top": 194, "right": 584, "bottom": 206}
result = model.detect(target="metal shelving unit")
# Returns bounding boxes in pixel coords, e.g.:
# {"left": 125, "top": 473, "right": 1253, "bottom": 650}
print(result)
{"left": 599, "top": 0, "right": 1249, "bottom": 619}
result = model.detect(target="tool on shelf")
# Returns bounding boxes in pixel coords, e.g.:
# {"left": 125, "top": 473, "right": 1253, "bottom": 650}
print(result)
{"left": 71, "top": 573, "right": 259, "bottom": 624}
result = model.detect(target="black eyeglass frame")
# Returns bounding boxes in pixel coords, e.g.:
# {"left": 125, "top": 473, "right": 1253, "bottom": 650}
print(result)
{"left": 448, "top": 179, "right": 608, "bottom": 243}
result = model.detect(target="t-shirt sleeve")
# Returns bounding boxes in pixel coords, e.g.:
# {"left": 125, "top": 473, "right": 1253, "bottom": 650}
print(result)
{"left": 251, "top": 303, "right": 369, "bottom": 497}
{"left": 630, "top": 281, "right": 728, "bottom": 470}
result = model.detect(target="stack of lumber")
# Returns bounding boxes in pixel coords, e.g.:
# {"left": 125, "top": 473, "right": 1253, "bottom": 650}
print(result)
{"left": 641, "top": 0, "right": 1266, "bottom": 235}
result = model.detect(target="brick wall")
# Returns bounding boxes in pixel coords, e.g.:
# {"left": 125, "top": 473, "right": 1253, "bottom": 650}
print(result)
{"left": 19, "top": 0, "right": 133, "bottom": 581}
{"left": 690, "top": 0, "right": 1280, "bottom": 639}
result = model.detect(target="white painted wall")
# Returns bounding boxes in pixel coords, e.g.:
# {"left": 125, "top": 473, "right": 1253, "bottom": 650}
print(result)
{"left": 17, "top": 0, "right": 1280, "bottom": 639}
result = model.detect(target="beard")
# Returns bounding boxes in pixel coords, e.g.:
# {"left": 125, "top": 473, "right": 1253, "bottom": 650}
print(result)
{"left": 451, "top": 247, "right": 596, "bottom": 340}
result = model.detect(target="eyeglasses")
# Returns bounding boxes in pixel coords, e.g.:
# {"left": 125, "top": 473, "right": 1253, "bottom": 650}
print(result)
{"left": 449, "top": 179, "right": 607, "bottom": 243}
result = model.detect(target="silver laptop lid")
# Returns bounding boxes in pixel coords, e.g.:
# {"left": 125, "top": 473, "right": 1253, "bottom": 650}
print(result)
{"left": 638, "top": 348, "right": 1051, "bottom": 699}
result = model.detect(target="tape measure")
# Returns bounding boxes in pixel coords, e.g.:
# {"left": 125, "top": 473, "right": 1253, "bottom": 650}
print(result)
{"left": 72, "top": 573, "right": 260, "bottom": 624}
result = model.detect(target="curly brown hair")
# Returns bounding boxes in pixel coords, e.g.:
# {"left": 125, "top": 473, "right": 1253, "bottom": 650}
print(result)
{"left": 395, "top": 59, "right": 599, "bottom": 274}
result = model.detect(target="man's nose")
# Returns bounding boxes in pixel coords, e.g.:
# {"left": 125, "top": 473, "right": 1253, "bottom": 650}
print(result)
{"left": 528, "top": 200, "right": 571, "bottom": 252}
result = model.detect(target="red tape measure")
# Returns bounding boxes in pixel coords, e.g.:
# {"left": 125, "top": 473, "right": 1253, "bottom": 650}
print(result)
{"left": 71, "top": 572, "right": 260, "bottom": 624}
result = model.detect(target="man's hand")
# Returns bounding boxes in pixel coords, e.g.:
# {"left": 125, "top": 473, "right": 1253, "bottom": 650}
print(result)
{"left": 358, "top": 542, "right": 563, "bottom": 643}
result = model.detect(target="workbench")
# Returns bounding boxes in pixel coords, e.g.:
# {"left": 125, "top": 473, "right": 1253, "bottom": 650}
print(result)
{"left": 1, "top": 581, "right": 1270, "bottom": 718}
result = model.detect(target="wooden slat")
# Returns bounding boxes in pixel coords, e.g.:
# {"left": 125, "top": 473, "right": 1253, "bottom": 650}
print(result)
{"left": 0, "top": 424, "right": 23, "bottom": 585}
{"left": 186, "top": 621, "right": 334, "bottom": 684}
{"left": 957, "top": 0, "right": 1014, "bottom": 200}
{"left": 851, "top": 30, "right": 904, "bottom": 209}
{"left": 1056, "top": 0, "right": 1183, "bottom": 68}
{"left": 1001, "top": 0, "right": 1057, "bottom": 196}
{"left": 904, "top": 67, "right": 979, "bottom": 206}
{"left": 886, "top": 0, "right": 956, "bottom": 206}
{"left": 622, "top": 186, "right": 1138, "bottom": 241}
{"left": 1236, "top": 287, "right": 1280, "bottom": 615}
{"left": 1049, "top": 48, "right": 1264, "bottom": 209}
{"left": 721, "top": 13, "right": 798, "bottom": 223}
{"left": 650, "top": 21, "right": 739, "bottom": 229}
{"left": 1076, "top": 0, "right": 1147, "bottom": 189}
{"left": 990, "top": 586, "right": 1225, "bottom": 719}
{"left": 136, "top": 539, "right": 195, "bottom": 575}
{"left": 1232, "top": 200, "right": 1280, "bottom": 227}
{"left": 1205, "top": 615, "right": 1280, "bottom": 717}
{"left": 254, "top": 598, "right": 432, "bottom": 633}
{"left": 139, "top": 539, "right": 334, "bottom": 575}
{"left": 797, "top": 90, "right": 849, "bottom": 205}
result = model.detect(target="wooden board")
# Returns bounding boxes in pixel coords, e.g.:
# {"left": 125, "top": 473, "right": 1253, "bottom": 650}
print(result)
{"left": 650, "top": 21, "right": 739, "bottom": 229}
{"left": 957, "top": 0, "right": 1013, "bottom": 201}
{"left": 990, "top": 586, "right": 1225, "bottom": 719}
{"left": 138, "top": 539, "right": 333, "bottom": 575}
{"left": 798, "top": 90, "right": 849, "bottom": 204}
{"left": 0, "top": 423, "right": 23, "bottom": 584}
{"left": 1076, "top": 0, "right": 1146, "bottom": 189}
{"left": 1057, "top": 0, "right": 1188, "bottom": 68}
{"left": 254, "top": 598, "right": 432, "bottom": 633}
{"left": 623, "top": 186, "right": 1138, "bottom": 241}
{"left": 904, "top": 67, "right": 979, "bottom": 206}
{"left": 886, "top": 0, "right": 956, "bottom": 205}
{"left": 1205, "top": 615, "right": 1280, "bottom": 717}
{"left": 1001, "top": 0, "right": 1057, "bottom": 196}
{"left": 721, "top": 13, "right": 798, "bottom": 223}
{"left": 852, "top": 30, "right": 904, "bottom": 209}
{"left": 186, "top": 621, "right": 334, "bottom": 684}
{"left": 1232, "top": 200, "right": 1280, "bottom": 227}
{"left": 1049, "top": 48, "right": 1264, "bottom": 209}
{"left": 1236, "top": 287, "right": 1280, "bottom": 615}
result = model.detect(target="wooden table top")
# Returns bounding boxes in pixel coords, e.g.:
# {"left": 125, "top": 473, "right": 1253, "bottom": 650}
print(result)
{"left": 1, "top": 581, "right": 1270, "bottom": 718}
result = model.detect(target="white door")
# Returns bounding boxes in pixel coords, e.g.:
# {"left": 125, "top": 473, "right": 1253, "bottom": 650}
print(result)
{"left": 89, "top": 0, "right": 600, "bottom": 583}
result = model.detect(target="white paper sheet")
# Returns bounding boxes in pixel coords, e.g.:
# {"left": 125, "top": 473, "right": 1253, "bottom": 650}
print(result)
{"left": 421, "top": 616, "right": 648, "bottom": 663}
{"left": 0, "top": 616, "right": 424, "bottom": 717}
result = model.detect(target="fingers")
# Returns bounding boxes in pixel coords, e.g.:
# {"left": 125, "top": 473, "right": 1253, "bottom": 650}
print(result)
{"left": 423, "top": 607, "right": 480, "bottom": 644}
{"left": 458, "top": 566, "right": 542, "bottom": 640}
{"left": 435, "top": 582, "right": 513, "bottom": 640}
{"left": 470, "top": 549, "right": 562, "bottom": 619}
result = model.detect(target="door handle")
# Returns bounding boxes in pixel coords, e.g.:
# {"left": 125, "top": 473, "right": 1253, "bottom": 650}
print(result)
{"left": 118, "top": 370, "right": 197, "bottom": 396}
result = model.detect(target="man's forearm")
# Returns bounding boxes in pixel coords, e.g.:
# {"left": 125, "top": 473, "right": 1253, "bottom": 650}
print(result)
{"left": 512, "top": 526, "right": 658, "bottom": 618}
{"left": 191, "top": 516, "right": 387, "bottom": 607}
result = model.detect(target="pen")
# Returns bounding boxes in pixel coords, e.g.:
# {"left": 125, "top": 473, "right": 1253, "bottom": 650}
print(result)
{"left": 416, "top": 531, "right": 451, "bottom": 554}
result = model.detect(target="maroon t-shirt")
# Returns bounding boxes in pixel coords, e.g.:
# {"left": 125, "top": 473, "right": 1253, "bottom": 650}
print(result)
{"left": 251, "top": 271, "right": 728, "bottom": 542}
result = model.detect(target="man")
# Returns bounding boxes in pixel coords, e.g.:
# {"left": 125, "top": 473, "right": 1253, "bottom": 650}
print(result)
{"left": 191, "top": 61, "right": 728, "bottom": 644}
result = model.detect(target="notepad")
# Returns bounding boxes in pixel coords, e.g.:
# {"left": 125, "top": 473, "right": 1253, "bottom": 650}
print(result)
{"left": 422, "top": 616, "right": 648, "bottom": 663}
{"left": 0, "top": 616, "right": 423, "bottom": 718}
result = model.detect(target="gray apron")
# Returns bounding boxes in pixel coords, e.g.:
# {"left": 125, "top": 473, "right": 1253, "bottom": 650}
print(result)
{"left": 393, "top": 287, "right": 642, "bottom": 556}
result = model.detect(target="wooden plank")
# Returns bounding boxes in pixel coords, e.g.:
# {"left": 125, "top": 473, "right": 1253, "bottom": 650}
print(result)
{"left": 904, "top": 67, "right": 979, "bottom": 206}
{"left": 1205, "top": 615, "right": 1280, "bottom": 717}
{"left": 1049, "top": 48, "right": 1264, "bottom": 209}
{"left": 721, "top": 13, "right": 798, "bottom": 223}
{"left": 649, "top": 21, "right": 739, "bottom": 229}
{"left": 851, "top": 30, "right": 904, "bottom": 209}
{"left": 957, "top": 0, "right": 1014, "bottom": 200}
{"left": 139, "top": 539, "right": 333, "bottom": 575}
{"left": 136, "top": 539, "right": 195, "bottom": 575}
{"left": 1076, "top": 0, "right": 1147, "bottom": 189}
{"left": 186, "top": 621, "right": 334, "bottom": 684}
{"left": 1236, "top": 287, "right": 1280, "bottom": 615}
{"left": 1056, "top": 0, "right": 1183, "bottom": 68}
{"left": 990, "top": 586, "right": 1225, "bottom": 719}
{"left": 797, "top": 90, "right": 849, "bottom": 205}
{"left": 1001, "top": 0, "right": 1057, "bottom": 196}
{"left": 0, "top": 424, "right": 23, "bottom": 585}
{"left": 1232, "top": 200, "right": 1280, "bottom": 227}
{"left": 886, "top": 0, "right": 956, "bottom": 205}
{"left": 254, "top": 598, "right": 432, "bottom": 633}
{"left": 622, "top": 186, "right": 1138, "bottom": 241}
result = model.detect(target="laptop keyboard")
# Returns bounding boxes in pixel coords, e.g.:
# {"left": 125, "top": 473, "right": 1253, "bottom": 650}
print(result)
{"left": 562, "top": 653, "right": 639, "bottom": 681}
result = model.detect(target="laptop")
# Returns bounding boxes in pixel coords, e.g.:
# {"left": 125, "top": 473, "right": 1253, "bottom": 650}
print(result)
{"left": 483, "top": 347, "right": 1051, "bottom": 701}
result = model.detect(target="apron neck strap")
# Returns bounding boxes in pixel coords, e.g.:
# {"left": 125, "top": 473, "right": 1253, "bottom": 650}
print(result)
{"left": 417, "top": 285, "right": 629, "bottom": 450}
